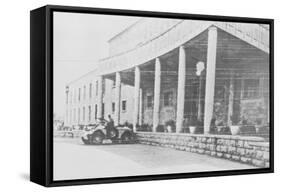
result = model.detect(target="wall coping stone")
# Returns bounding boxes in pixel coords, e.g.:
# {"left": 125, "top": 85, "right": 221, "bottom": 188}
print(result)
{"left": 136, "top": 131, "right": 265, "bottom": 142}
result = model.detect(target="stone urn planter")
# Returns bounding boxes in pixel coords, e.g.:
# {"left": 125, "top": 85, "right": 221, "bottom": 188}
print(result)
{"left": 189, "top": 126, "right": 196, "bottom": 134}
{"left": 230, "top": 125, "right": 240, "bottom": 135}
{"left": 166, "top": 125, "right": 172, "bottom": 133}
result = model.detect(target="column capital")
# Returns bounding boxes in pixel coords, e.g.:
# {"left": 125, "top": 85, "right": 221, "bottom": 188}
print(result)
{"left": 208, "top": 25, "right": 218, "bottom": 32}
{"left": 155, "top": 57, "right": 160, "bottom": 63}
{"left": 179, "top": 45, "right": 185, "bottom": 50}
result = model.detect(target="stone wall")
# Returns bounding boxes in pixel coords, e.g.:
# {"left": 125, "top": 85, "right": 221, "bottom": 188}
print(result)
{"left": 136, "top": 132, "right": 270, "bottom": 167}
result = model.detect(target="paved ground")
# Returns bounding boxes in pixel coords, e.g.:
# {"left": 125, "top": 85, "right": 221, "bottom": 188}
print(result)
{"left": 53, "top": 137, "right": 256, "bottom": 181}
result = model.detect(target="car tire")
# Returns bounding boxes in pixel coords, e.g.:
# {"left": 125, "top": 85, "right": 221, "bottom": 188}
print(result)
{"left": 121, "top": 132, "right": 131, "bottom": 144}
{"left": 107, "top": 128, "right": 118, "bottom": 139}
{"left": 91, "top": 131, "right": 105, "bottom": 144}
{"left": 81, "top": 137, "right": 90, "bottom": 145}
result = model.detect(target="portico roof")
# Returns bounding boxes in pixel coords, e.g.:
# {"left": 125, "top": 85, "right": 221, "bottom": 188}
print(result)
{"left": 96, "top": 20, "right": 269, "bottom": 77}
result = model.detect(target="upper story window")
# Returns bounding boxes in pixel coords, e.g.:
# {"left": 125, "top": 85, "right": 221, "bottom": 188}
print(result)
{"left": 164, "top": 91, "right": 173, "bottom": 106}
{"left": 78, "top": 108, "right": 80, "bottom": 123}
{"left": 83, "top": 107, "right": 85, "bottom": 121}
{"left": 83, "top": 85, "right": 86, "bottom": 100}
{"left": 112, "top": 102, "right": 115, "bottom": 113}
{"left": 89, "top": 83, "right": 92, "bottom": 98}
{"left": 96, "top": 81, "right": 98, "bottom": 96}
{"left": 122, "top": 100, "right": 127, "bottom": 112}
{"left": 95, "top": 104, "right": 97, "bottom": 120}
{"left": 146, "top": 95, "right": 153, "bottom": 108}
{"left": 66, "top": 86, "right": 69, "bottom": 104}
{"left": 243, "top": 79, "right": 260, "bottom": 99}
{"left": 88, "top": 105, "right": 91, "bottom": 121}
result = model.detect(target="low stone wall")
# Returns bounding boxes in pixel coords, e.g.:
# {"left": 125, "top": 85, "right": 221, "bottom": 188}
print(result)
{"left": 54, "top": 130, "right": 84, "bottom": 138}
{"left": 136, "top": 132, "right": 270, "bottom": 168}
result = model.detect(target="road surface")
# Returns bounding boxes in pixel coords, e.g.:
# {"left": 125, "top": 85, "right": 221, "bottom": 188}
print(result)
{"left": 53, "top": 137, "right": 255, "bottom": 181}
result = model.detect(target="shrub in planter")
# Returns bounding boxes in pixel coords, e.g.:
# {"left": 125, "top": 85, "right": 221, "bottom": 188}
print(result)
{"left": 165, "top": 120, "right": 176, "bottom": 133}
{"left": 139, "top": 124, "right": 152, "bottom": 132}
{"left": 135, "top": 123, "right": 140, "bottom": 131}
{"left": 230, "top": 115, "right": 241, "bottom": 135}
{"left": 156, "top": 124, "right": 165, "bottom": 132}
{"left": 217, "top": 126, "right": 231, "bottom": 135}
{"left": 187, "top": 118, "right": 204, "bottom": 134}
{"left": 189, "top": 126, "right": 196, "bottom": 134}
{"left": 188, "top": 117, "right": 198, "bottom": 134}
{"left": 230, "top": 125, "right": 241, "bottom": 135}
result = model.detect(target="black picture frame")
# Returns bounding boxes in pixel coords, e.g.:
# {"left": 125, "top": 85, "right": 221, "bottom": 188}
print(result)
{"left": 30, "top": 5, "right": 274, "bottom": 187}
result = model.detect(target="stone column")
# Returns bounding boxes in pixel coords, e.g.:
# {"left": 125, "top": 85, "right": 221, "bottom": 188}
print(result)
{"left": 153, "top": 58, "right": 161, "bottom": 132}
{"left": 139, "top": 88, "right": 143, "bottom": 126}
{"left": 133, "top": 66, "right": 140, "bottom": 131}
{"left": 227, "top": 73, "right": 234, "bottom": 126}
{"left": 97, "top": 76, "right": 103, "bottom": 119}
{"left": 203, "top": 26, "right": 218, "bottom": 134}
{"left": 115, "top": 72, "right": 121, "bottom": 126}
{"left": 176, "top": 46, "right": 186, "bottom": 133}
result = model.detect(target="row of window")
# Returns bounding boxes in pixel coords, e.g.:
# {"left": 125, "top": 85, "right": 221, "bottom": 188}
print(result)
{"left": 146, "top": 91, "right": 174, "bottom": 108}
{"left": 66, "top": 81, "right": 100, "bottom": 104}
{"left": 144, "top": 79, "right": 263, "bottom": 109}
{"left": 67, "top": 105, "right": 97, "bottom": 124}
{"left": 111, "top": 100, "right": 127, "bottom": 112}
{"left": 243, "top": 79, "right": 262, "bottom": 99}
{"left": 66, "top": 100, "right": 127, "bottom": 124}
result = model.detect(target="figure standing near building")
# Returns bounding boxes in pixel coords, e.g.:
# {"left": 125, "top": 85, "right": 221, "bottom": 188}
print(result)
{"left": 105, "top": 114, "right": 114, "bottom": 137}
{"left": 107, "top": 115, "right": 114, "bottom": 128}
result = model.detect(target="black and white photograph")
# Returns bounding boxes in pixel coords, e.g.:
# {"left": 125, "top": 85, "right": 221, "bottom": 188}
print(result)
{"left": 52, "top": 10, "right": 271, "bottom": 181}
{"left": 1, "top": 0, "right": 281, "bottom": 191}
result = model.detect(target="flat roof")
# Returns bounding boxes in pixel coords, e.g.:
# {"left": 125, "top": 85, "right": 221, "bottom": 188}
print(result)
{"left": 107, "top": 19, "right": 143, "bottom": 43}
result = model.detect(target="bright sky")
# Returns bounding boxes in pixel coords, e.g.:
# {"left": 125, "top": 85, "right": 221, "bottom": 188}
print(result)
{"left": 53, "top": 12, "right": 139, "bottom": 117}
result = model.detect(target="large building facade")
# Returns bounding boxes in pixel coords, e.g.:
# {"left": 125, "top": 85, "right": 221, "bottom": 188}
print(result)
{"left": 65, "top": 18, "right": 269, "bottom": 136}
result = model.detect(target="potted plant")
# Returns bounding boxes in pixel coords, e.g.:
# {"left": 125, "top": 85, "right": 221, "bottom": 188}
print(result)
{"left": 165, "top": 120, "right": 176, "bottom": 133}
{"left": 156, "top": 124, "right": 165, "bottom": 132}
{"left": 188, "top": 117, "right": 198, "bottom": 134}
{"left": 230, "top": 115, "right": 241, "bottom": 135}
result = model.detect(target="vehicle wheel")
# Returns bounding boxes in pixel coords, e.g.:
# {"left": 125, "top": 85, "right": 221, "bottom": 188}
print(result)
{"left": 81, "top": 137, "right": 90, "bottom": 145}
{"left": 108, "top": 128, "right": 118, "bottom": 139}
{"left": 121, "top": 132, "right": 131, "bottom": 144}
{"left": 91, "top": 131, "right": 105, "bottom": 144}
